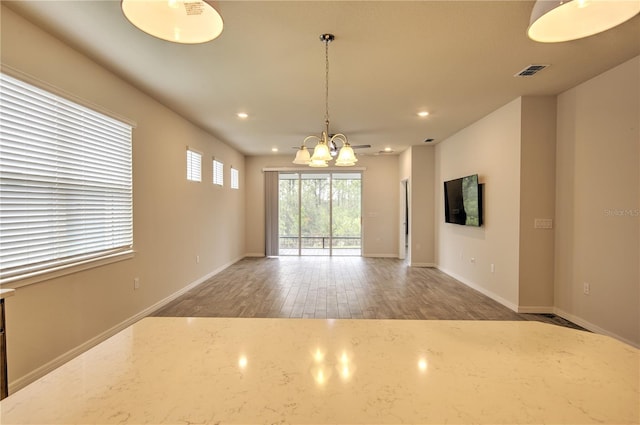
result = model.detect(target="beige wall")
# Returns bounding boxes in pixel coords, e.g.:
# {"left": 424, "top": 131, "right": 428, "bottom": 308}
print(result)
{"left": 435, "top": 98, "right": 523, "bottom": 308}
{"left": 244, "top": 154, "right": 399, "bottom": 258}
{"left": 435, "top": 96, "right": 559, "bottom": 313}
{"left": 555, "top": 56, "right": 639, "bottom": 345}
{"left": 244, "top": 156, "right": 268, "bottom": 256}
{"left": 407, "top": 146, "right": 436, "bottom": 266}
{"left": 518, "top": 97, "right": 557, "bottom": 310}
{"left": 2, "top": 6, "right": 246, "bottom": 388}
{"left": 361, "top": 156, "right": 400, "bottom": 257}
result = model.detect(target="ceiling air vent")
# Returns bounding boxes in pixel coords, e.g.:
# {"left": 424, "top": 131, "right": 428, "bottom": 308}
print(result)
{"left": 514, "top": 64, "right": 549, "bottom": 77}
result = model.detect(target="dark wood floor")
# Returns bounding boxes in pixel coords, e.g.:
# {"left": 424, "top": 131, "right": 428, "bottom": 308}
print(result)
{"left": 154, "top": 256, "right": 585, "bottom": 330}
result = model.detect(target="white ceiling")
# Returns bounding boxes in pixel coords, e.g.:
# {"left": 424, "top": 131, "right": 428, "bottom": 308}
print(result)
{"left": 5, "top": 1, "right": 640, "bottom": 157}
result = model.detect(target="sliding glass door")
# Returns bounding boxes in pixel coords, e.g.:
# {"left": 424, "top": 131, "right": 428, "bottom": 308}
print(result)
{"left": 278, "top": 172, "right": 361, "bottom": 256}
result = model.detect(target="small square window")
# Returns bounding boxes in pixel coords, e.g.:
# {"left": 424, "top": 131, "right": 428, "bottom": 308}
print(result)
{"left": 187, "top": 148, "right": 202, "bottom": 182}
{"left": 231, "top": 167, "right": 239, "bottom": 189}
{"left": 213, "top": 159, "right": 224, "bottom": 186}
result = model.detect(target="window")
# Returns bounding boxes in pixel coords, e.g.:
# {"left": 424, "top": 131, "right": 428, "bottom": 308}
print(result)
{"left": 213, "top": 159, "right": 223, "bottom": 186}
{"left": 0, "top": 73, "right": 133, "bottom": 283}
{"left": 186, "top": 148, "right": 201, "bottom": 182}
{"left": 231, "top": 167, "right": 239, "bottom": 189}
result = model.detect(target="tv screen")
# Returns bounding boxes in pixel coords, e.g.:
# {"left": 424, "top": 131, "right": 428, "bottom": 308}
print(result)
{"left": 444, "top": 174, "right": 483, "bottom": 226}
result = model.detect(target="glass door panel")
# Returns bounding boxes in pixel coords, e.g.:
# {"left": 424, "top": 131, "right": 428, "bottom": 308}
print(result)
{"left": 331, "top": 173, "right": 362, "bottom": 256}
{"left": 300, "top": 173, "right": 330, "bottom": 256}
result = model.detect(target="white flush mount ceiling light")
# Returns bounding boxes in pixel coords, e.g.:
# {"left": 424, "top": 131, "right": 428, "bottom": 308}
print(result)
{"left": 121, "top": 0, "right": 223, "bottom": 44}
{"left": 293, "top": 34, "right": 358, "bottom": 167}
{"left": 527, "top": 0, "right": 640, "bottom": 43}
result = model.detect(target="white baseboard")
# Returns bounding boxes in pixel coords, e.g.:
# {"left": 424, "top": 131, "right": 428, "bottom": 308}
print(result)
{"left": 517, "top": 306, "right": 555, "bottom": 314}
{"left": 410, "top": 262, "right": 436, "bottom": 268}
{"left": 437, "top": 266, "right": 519, "bottom": 312}
{"left": 8, "top": 256, "right": 243, "bottom": 394}
{"left": 244, "top": 252, "right": 265, "bottom": 258}
{"left": 554, "top": 307, "right": 640, "bottom": 349}
{"left": 435, "top": 267, "right": 639, "bottom": 348}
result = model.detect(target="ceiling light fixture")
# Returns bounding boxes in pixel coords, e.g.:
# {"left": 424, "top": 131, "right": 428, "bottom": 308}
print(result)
{"left": 527, "top": 0, "right": 640, "bottom": 43}
{"left": 293, "top": 34, "right": 357, "bottom": 167}
{"left": 237, "top": 112, "right": 249, "bottom": 119}
{"left": 417, "top": 111, "right": 430, "bottom": 117}
{"left": 121, "top": 0, "right": 224, "bottom": 44}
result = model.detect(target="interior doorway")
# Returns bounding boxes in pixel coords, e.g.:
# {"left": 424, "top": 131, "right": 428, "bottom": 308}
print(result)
{"left": 278, "top": 172, "right": 362, "bottom": 256}
{"left": 400, "top": 179, "right": 409, "bottom": 261}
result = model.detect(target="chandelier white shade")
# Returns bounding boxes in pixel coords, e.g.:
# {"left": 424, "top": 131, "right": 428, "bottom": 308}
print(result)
{"left": 310, "top": 137, "right": 332, "bottom": 162}
{"left": 335, "top": 143, "right": 358, "bottom": 166}
{"left": 527, "top": 0, "right": 640, "bottom": 42}
{"left": 121, "top": 0, "right": 223, "bottom": 44}
{"left": 309, "top": 158, "right": 330, "bottom": 168}
{"left": 293, "top": 34, "right": 358, "bottom": 167}
{"left": 292, "top": 146, "right": 311, "bottom": 165}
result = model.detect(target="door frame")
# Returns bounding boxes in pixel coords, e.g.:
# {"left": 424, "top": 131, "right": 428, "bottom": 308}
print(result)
{"left": 399, "top": 178, "right": 410, "bottom": 261}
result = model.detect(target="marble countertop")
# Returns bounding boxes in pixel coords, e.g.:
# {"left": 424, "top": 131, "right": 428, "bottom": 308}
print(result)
{"left": 1, "top": 317, "right": 638, "bottom": 424}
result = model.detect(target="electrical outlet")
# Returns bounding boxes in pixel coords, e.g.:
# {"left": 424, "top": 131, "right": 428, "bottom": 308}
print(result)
{"left": 470, "top": 257, "right": 476, "bottom": 264}
{"left": 491, "top": 264, "right": 495, "bottom": 273}
{"left": 583, "top": 282, "right": 590, "bottom": 295}
{"left": 196, "top": 255, "right": 200, "bottom": 264}
{"left": 134, "top": 277, "right": 140, "bottom": 290}
{"left": 534, "top": 218, "right": 553, "bottom": 229}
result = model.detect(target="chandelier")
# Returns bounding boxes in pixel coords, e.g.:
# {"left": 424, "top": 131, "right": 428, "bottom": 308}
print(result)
{"left": 293, "top": 34, "right": 358, "bottom": 167}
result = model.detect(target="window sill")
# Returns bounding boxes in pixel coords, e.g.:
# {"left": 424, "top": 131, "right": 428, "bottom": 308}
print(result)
{"left": 0, "top": 250, "right": 135, "bottom": 289}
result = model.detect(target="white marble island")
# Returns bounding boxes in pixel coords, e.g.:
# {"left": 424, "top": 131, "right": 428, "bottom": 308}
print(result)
{"left": 1, "top": 317, "right": 638, "bottom": 424}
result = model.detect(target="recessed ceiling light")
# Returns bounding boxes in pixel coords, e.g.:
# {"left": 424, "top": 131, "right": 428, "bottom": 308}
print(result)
{"left": 417, "top": 111, "right": 430, "bottom": 118}
{"left": 384, "top": 147, "right": 392, "bottom": 152}
{"left": 271, "top": 148, "right": 278, "bottom": 152}
{"left": 237, "top": 112, "right": 249, "bottom": 119}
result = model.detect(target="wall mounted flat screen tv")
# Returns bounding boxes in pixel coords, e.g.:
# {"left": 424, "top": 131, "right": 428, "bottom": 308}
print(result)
{"left": 444, "top": 174, "right": 483, "bottom": 226}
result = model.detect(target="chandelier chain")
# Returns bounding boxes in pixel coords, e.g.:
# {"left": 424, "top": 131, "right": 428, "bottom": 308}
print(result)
{"left": 324, "top": 37, "right": 330, "bottom": 129}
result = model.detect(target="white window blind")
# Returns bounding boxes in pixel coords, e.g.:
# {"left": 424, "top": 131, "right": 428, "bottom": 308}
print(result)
{"left": 213, "top": 159, "right": 223, "bottom": 186}
{"left": 231, "top": 167, "right": 239, "bottom": 189}
{"left": 0, "top": 72, "right": 133, "bottom": 282}
{"left": 186, "top": 148, "right": 201, "bottom": 182}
